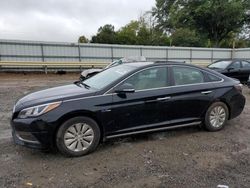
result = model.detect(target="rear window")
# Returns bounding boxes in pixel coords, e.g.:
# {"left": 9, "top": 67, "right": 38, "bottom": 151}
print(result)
{"left": 242, "top": 61, "right": 250, "bottom": 69}
{"left": 206, "top": 73, "right": 222, "bottom": 82}
{"left": 173, "top": 66, "right": 204, "bottom": 85}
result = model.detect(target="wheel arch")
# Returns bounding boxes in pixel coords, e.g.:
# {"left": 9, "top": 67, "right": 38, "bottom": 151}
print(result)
{"left": 216, "top": 99, "right": 231, "bottom": 120}
{"left": 204, "top": 99, "right": 231, "bottom": 120}
{"left": 53, "top": 110, "right": 104, "bottom": 146}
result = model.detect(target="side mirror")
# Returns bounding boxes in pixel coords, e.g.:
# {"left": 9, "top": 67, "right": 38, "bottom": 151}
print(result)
{"left": 227, "top": 67, "right": 234, "bottom": 72}
{"left": 115, "top": 83, "right": 135, "bottom": 93}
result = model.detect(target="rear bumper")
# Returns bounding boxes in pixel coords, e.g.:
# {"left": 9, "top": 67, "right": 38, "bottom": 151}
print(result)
{"left": 229, "top": 93, "right": 246, "bottom": 119}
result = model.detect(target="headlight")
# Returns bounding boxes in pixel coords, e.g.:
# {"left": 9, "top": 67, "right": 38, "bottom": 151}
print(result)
{"left": 18, "top": 101, "right": 62, "bottom": 119}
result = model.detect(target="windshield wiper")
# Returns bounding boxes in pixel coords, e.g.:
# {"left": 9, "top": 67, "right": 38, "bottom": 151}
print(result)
{"left": 81, "top": 82, "right": 91, "bottom": 89}
{"left": 74, "top": 81, "right": 91, "bottom": 89}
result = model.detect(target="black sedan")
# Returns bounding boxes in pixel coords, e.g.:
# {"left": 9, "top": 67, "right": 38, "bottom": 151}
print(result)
{"left": 11, "top": 62, "right": 245, "bottom": 157}
{"left": 207, "top": 59, "right": 250, "bottom": 83}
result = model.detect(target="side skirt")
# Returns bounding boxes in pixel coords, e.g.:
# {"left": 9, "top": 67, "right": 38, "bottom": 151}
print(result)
{"left": 105, "top": 121, "right": 201, "bottom": 139}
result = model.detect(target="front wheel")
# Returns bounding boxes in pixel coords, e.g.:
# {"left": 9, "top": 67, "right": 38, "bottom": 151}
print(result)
{"left": 56, "top": 116, "right": 100, "bottom": 157}
{"left": 204, "top": 102, "right": 229, "bottom": 132}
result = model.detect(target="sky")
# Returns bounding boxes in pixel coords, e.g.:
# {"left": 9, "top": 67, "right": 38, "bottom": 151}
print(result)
{"left": 0, "top": 0, "right": 155, "bottom": 42}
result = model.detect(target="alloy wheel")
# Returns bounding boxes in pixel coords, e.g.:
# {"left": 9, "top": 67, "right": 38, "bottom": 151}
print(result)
{"left": 63, "top": 123, "right": 94, "bottom": 152}
{"left": 209, "top": 106, "right": 226, "bottom": 128}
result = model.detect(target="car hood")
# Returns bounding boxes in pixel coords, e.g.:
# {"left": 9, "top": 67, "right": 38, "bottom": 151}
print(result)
{"left": 15, "top": 83, "right": 97, "bottom": 111}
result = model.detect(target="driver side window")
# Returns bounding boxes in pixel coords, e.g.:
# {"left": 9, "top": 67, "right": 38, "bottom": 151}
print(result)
{"left": 228, "top": 61, "right": 241, "bottom": 69}
{"left": 122, "top": 67, "right": 168, "bottom": 91}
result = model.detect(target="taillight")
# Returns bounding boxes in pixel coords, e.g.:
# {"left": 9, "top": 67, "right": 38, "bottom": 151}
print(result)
{"left": 234, "top": 83, "right": 243, "bottom": 93}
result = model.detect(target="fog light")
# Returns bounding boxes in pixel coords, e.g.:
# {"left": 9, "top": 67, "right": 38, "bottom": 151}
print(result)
{"left": 16, "top": 131, "right": 39, "bottom": 143}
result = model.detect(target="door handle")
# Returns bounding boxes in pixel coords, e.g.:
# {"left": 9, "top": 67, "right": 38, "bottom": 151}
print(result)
{"left": 156, "top": 96, "right": 171, "bottom": 101}
{"left": 201, "top": 91, "right": 212, "bottom": 95}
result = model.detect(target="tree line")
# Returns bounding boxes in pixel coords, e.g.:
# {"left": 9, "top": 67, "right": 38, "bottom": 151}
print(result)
{"left": 78, "top": 0, "right": 250, "bottom": 48}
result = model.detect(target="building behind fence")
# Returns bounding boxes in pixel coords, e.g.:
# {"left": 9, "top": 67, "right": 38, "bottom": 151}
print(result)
{"left": 0, "top": 39, "right": 249, "bottom": 72}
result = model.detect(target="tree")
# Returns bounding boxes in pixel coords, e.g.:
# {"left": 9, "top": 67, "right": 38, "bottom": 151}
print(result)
{"left": 136, "top": 24, "right": 152, "bottom": 45}
{"left": 90, "top": 24, "right": 117, "bottom": 44}
{"left": 152, "top": 0, "right": 176, "bottom": 34}
{"left": 116, "top": 19, "right": 169, "bottom": 46}
{"left": 152, "top": 0, "right": 250, "bottom": 47}
{"left": 116, "top": 21, "right": 139, "bottom": 45}
{"left": 78, "top": 35, "right": 89, "bottom": 43}
{"left": 170, "top": 28, "right": 204, "bottom": 47}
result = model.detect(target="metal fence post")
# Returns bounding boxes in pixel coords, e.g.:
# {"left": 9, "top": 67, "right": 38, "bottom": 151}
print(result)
{"left": 211, "top": 49, "right": 214, "bottom": 63}
{"left": 111, "top": 46, "right": 114, "bottom": 61}
{"left": 44, "top": 65, "right": 47, "bottom": 74}
{"left": 166, "top": 48, "right": 168, "bottom": 61}
{"left": 140, "top": 47, "right": 143, "bottom": 56}
{"left": 190, "top": 48, "right": 192, "bottom": 64}
{"left": 231, "top": 48, "right": 235, "bottom": 59}
{"left": 40, "top": 43, "right": 45, "bottom": 62}
{"left": 78, "top": 44, "right": 81, "bottom": 62}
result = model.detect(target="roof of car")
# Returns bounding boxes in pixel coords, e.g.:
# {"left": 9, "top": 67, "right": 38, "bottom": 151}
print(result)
{"left": 125, "top": 61, "right": 191, "bottom": 68}
{"left": 214, "top": 59, "right": 250, "bottom": 62}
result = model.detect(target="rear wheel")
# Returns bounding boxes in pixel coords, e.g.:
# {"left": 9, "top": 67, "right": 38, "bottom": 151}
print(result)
{"left": 204, "top": 102, "right": 229, "bottom": 131}
{"left": 56, "top": 116, "right": 100, "bottom": 157}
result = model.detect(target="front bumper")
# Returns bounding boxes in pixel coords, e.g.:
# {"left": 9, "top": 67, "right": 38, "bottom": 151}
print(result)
{"left": 11, "top": 117, "right": 55, "bottom": 150}
{"left": 12, "top": 130, "right": 47, "bottom": 149}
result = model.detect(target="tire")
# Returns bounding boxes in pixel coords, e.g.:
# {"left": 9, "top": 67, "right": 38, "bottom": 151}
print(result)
{"left": 204, "top": 102, "right": 229, "bottom": 132}
{"left": 56, "top": 116, "right": 100, "bottom": 157}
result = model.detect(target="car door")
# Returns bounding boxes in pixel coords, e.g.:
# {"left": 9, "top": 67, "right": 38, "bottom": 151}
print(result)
{"left": 225, "top": 60, "right": 241, "bottom": 80}
{"left": 240, "top": 60, "right": 250, "bottom": 83}
{"left": 168, "top": 65, "right": 217, "bottom": 124}
{"left": 107, "top": 66, "right": 172, "bottom": 135}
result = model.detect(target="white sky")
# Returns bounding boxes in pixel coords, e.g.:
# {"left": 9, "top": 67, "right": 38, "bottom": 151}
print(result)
{"left": 0, "top": 0, "right": 155, "bottom": 42}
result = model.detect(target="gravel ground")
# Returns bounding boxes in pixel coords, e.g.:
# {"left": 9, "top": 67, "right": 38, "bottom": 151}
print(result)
{"left": 0, "top": 73, "right": 250, "bottom": 188}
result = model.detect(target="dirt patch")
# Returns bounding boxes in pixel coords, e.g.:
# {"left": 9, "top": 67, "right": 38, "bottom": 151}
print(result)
{"left": 0, "top": 72, "right": 250, "bottom": 188}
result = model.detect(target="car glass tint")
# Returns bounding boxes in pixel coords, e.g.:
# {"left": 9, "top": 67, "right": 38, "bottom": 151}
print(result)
{"left": 206, "top": 73, "right": 222, "bottom": 82}
{"left": 83, "top": 65, "right": 136, "bottom": 90}
{"left": 228, "top": 61, "right": 241, "bottom": 69}
{"left": 208, "top": 61, "right": 231, "bottom": 69}
{"left": 173, "top": 66, "right": 204, "bottom": 85}
{"left": 242, "top": 61, "right": 250, "bottom": 69}
{"left": 123, "top": 67, "right": 168, "bottom": 90}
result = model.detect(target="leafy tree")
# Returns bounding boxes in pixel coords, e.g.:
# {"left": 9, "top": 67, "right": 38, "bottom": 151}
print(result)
{"left": 136, "top": 24, "right": 152, "bottom": 45}
{"left": 152, "top": 0, "right": 176, "bottom": 33}
{"left": 116, "top": 18, "right": 170, "bottom": 46}
{"left": 152, "top": 0, "right": 250, "bottom": 47}
{"left": 116, "top": 21, "right": 139, "bottom": 45}
{"left": 90, "top": 24, "right": 117, "bottom": 44}
{"left": 170, "top": 28, "right": 204, "bottom": 47}
{"left": 78, "top": 35, "right": 89, "bottom": 43}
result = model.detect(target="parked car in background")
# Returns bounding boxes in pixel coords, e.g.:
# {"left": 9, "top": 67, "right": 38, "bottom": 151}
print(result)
{"left": 11, "top": 61, "right": 245, "bottom": 157}
{"left": 79, "top": 56, "right": 146, "bottom": 81}
{"left": 207, "top": 59, "right": 250, "bottom": 83}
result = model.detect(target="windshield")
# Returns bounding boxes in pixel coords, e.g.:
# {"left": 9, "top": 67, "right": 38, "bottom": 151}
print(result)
{"left": 208, "top": 61, "right": 231, "bottom": 69}
{"left": 82, "top": 65, "right": 137, "bottom": 90}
